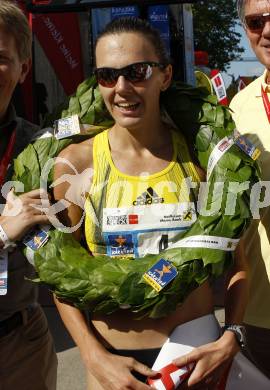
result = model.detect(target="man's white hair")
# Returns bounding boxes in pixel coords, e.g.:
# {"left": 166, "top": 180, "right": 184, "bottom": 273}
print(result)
{"left": 237, "top": 0, "right": 245, "bottom": 24}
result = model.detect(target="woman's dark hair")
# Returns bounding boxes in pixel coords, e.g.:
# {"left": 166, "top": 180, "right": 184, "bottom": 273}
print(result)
{"left": 95, "top": 17, "right": 170, "bottom": 66}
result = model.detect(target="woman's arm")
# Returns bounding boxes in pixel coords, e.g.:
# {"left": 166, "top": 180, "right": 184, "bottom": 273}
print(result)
{"left": 224, "top": 240, "right": 248, "bottom": 324}
{"left": 173, "top": 241, "right": 248, "bottom": 389}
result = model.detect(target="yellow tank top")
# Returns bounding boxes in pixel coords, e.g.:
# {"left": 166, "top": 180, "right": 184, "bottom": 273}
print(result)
{"left": 85, "top": 129, "right": 201, "bottom": 257}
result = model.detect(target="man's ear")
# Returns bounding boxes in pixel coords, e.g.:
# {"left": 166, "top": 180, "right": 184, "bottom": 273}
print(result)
{"left": 19, "top": 58, "right": 32, "bottom": 84}
{"left": 161, "top": 64, "right": 173, "bottom": 91}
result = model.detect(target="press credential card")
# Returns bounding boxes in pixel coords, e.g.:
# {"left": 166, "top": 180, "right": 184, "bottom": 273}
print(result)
{"left": 0, "top": 249, "right": 8, "bottom": 295}
{"left": 54, "top": 115, "right": 81, "bottom": 139}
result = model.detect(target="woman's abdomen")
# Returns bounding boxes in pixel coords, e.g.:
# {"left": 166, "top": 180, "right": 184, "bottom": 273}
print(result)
{"left": 91, "top": 281, "right": 214, "bottom": 349}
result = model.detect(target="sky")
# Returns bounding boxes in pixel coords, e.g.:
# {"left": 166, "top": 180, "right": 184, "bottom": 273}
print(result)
{"left": 222, "top": 24, "right": 264, "bottom": 87}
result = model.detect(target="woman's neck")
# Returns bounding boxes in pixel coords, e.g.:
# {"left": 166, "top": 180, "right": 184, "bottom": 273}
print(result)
{"left": 109, "top": 120, "right": 170, "bottom": 153}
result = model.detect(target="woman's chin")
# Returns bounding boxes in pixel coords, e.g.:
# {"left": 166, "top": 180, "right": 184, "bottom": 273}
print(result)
{"left": 114, "top": 116, "right": 144, "bottom": 131}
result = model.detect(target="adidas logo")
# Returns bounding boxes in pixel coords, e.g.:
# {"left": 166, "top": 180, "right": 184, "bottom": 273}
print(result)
{"left": 133, "top": 187, "right": 164, "bottom": 206}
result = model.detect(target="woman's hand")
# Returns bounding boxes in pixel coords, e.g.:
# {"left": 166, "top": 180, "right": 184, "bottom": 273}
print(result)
{"left": 0, "top": 188, "right": 51, "bottom": 241}
{"left": 173, "top": 332, "right": 240, "bottom": 389}
{"left": 83, "top": 346, "right": 157, "bottom": 390}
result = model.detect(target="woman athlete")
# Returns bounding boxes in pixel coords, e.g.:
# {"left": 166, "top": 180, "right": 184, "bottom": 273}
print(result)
{"left": 53, "top": 17, "right": 247, "bottom": 390}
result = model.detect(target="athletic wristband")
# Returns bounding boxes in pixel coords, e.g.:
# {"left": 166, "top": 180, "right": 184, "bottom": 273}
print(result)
{"left": 0, "top": 224, "right": 16, "bottom": 250}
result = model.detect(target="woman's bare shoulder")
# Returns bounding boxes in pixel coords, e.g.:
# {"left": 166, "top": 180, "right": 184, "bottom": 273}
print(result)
{"left": 58, "top": 138, "right": 94, "bottom": 172}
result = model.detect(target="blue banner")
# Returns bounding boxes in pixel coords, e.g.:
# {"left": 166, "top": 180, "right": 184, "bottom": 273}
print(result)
{"left": 91, "top": 8, "right": 111, "bottom": 43}
{"left": 111, "top": 6, "right": 139, "bottom": 20}
{"left": 148, "top": 5, "right": 170, "bottom": 56}
{"left": 92, "top": 6, "right": 139, "bottom": 43}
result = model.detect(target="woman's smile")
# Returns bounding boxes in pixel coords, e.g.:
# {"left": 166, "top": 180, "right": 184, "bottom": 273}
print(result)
{"left": 114, "top": 100, "right": 141, "bottom": 114}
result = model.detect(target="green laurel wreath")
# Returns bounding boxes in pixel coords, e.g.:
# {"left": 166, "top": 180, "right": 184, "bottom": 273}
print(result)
{"left": 12, "top": 78, "right": 260, "bottom": 318}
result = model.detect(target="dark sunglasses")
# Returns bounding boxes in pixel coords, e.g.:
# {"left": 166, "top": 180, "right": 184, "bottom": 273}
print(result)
{"left": 94, "top": 61, "right": 166, "bottom": 87}
{"left": 245, "top": 12, "right": 270, "bottom": 32}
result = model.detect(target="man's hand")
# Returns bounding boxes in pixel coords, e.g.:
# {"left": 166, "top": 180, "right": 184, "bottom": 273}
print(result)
{"left": 173, "top": 332, "right": 240, "bottom": 389}
{"left": 0, "top": 188, "right": 51, "bottom": 241}
{"left": 83, "top": 346, "right": 157, "bottom": 390}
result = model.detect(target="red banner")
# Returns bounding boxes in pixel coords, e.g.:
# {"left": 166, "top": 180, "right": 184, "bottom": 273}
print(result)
{"left": 32, "top": 12, "right": 84, "bottom": 96}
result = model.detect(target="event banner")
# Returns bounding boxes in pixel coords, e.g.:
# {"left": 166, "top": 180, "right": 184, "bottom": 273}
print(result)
{"left": 111, "top": 5, "right": 139, "bottom": 19}
{"left": 15, "top": 1, "right": 84, "bottom": 103}
{"left": 148, "top": 5, "right": 170, "bottom": 55}
{"left": 91, "top": 6, "right": 139, "bottom": 43}
{"left": 32, "top": 12, "right": 84, "bottom": 95}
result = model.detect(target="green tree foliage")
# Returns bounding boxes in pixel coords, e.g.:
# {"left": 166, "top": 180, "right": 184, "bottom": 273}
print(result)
{"left": 192, "top": 0, "right": 244, "bottom": 71}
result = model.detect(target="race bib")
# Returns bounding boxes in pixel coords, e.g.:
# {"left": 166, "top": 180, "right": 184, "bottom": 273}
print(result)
{"left": 102, "top": 203, "right": 196, "bottom": 258}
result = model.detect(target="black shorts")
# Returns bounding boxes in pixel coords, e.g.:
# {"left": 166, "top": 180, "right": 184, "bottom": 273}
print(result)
{"left": 107, "top": 347, "right": 161, "bottom": 382}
